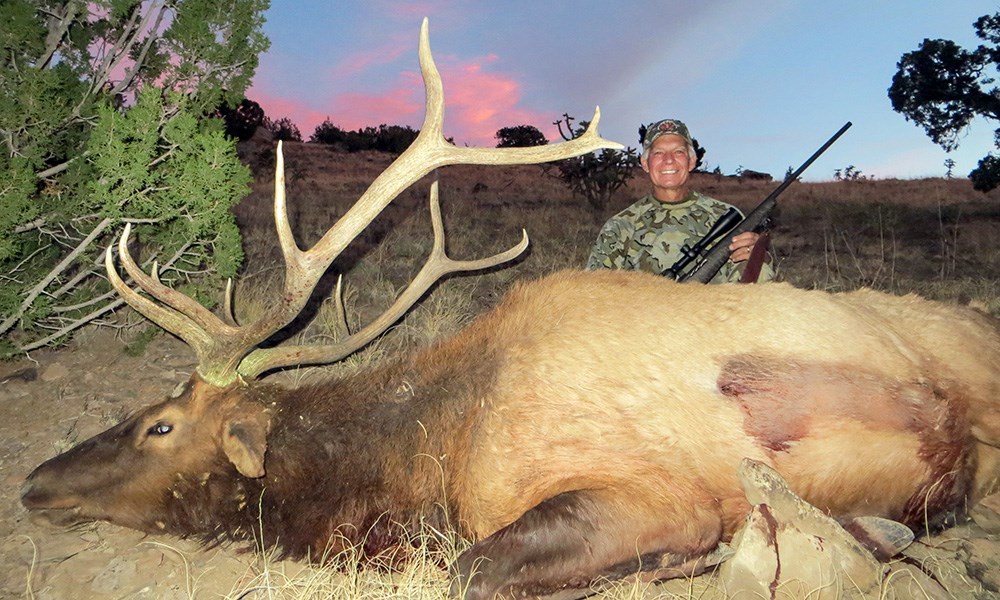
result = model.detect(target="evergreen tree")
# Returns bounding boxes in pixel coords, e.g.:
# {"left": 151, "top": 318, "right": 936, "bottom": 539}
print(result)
{"left": 495, "top": 124, "right": 548, "bottom": 148}
{"left": 889, "top": 11, "right": 1000, "bottom": 191}
{"left": 0, "top": 0, "right": 270, "bottom": 354}
{"left": 265, "top": 116, "right": 303, "bottom": 142}
{"left": 218, "top": 97, "right": 266, "bottom": 141}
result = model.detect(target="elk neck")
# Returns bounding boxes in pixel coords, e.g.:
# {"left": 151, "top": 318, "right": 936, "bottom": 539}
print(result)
{"left": 223, "top": 331, "right": 503, "bottom": 559}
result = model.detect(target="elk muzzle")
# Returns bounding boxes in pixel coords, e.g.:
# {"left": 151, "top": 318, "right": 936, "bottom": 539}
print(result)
{"left": 21, "top": 413, "right": 156, "bottom": 530}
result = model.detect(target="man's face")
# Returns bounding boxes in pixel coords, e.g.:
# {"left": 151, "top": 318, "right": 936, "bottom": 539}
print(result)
{"left": 641, "top": 134, "right": 693, "bottom": 201}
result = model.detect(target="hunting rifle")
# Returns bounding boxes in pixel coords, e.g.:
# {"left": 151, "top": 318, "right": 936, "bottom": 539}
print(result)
{"left": 672, "top": 121, "right": 853, "bottom": 283}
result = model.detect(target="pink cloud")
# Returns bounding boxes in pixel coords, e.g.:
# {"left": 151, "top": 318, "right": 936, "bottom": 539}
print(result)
{"left": 333, "top": 82, "right": 424, "bottom": 130}
{"left": 252, "top": 51, "right": 558, "bottom": 146}
{"left": 435, "top": 55, "right": 556, "bottom": 146}
{"left": 247, "top": 88, "right": 328, "bottom": 139}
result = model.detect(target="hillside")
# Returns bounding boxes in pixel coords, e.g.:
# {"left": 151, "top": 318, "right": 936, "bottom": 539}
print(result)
{"left": 235, "top": 140, "right": 1000, "bottom": 314}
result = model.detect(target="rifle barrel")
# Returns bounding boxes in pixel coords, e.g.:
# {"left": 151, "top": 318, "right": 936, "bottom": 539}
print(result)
{"left": 680, "top": 121, "right": 852, "bottom": 283}
{"left": 767, "top": 121, "right": 853, "bottom": 203}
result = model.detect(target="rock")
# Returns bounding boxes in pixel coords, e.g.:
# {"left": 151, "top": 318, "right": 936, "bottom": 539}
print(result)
{"left": 959, "top": 537, "right": 1000, "bottom": 593}
{"left": 971, "top": 493, "right": 1000, "bottom": 532}
{"left": 40, "top": 362, "right": 70, "bottom": 382}
{"left": 719, "top": 459, "right": 887, "bottom": 599}
{"left": 897, "top": 532, "right": 988, "bottom": 597}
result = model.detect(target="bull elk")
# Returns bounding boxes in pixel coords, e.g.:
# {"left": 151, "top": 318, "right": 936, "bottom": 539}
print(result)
{"left": 20, "top": 18, "right": 1000, "bottom": 600}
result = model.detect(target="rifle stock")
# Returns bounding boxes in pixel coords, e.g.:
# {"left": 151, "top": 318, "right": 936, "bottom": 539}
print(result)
{"left": 680, "top": 121, "right": 852, "bottom": 283}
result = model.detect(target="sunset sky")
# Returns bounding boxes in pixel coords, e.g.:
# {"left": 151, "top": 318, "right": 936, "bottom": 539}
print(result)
{"left": 248, "top": 1, "right": 995, "bottom": 181}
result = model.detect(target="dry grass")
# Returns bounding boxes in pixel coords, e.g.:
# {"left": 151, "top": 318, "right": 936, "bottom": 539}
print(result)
{"left": 217, "top": 537, "right": 955, "bottom": 600}
{"left": 221, "top": 523, "right": 724, "bottom": 600}
{"left": 222, "top": 523, "right": 460, "bottom": 599}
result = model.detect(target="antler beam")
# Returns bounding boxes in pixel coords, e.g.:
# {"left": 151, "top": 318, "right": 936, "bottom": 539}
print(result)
{"left": 106, "top": 17, "right": 623, "bottom": 386}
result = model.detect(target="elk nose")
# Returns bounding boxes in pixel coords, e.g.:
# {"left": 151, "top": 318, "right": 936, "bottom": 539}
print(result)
{"left": 20, "top": 479, "right": 39, "bottom": 507}
{"left": 20, "top": 471, "right": 55, "bottom": 509}
{"left": 20, "top": 476, "right": 76, "bottom": 511}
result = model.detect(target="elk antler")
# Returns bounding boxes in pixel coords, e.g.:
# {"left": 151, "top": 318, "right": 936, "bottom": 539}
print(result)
{"left": 105, "top": 18, "right": 623, "bottom": 386}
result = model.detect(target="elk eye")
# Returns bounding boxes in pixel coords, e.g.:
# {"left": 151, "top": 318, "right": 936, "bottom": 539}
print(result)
{"left": 147, "top": 422, "right": 173, "bottom": 436}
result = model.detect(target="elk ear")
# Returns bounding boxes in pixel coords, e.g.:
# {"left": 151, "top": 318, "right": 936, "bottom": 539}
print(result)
{"left": 222, "top": 415, "right": 269, "bottom": 478}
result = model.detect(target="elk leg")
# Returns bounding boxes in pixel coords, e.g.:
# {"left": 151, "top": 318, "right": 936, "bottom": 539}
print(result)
{"left": 451, "top": 486, "right": 722, "bottom": 600}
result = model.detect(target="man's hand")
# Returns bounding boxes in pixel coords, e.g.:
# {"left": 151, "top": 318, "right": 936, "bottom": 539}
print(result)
{"left": 728, "top": 231, "right": 762, "bottom": 263}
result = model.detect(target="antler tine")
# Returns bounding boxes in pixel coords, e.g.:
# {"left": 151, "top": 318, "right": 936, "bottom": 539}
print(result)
{"left": 239, "top": 177, "right": 528, "bottom": 378}
{"left": 221, "top": 278, "right": 238, "bottom": 327}
{"left": 105, "top": 228, "right": 218, "bottom": 360}
{"left": 231, "top": 140, "right": 315, "bottom": 345}
{"left": 109, "top": 226, "right": 263, "bottom": 383}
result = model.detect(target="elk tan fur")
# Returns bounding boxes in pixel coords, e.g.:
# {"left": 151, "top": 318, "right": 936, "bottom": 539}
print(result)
{"left": 451, "top": 271, "right": 999, "bottom": 535}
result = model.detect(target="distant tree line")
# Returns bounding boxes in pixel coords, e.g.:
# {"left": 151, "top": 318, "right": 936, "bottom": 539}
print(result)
{"left": 217, "top": 103, "right": 423, "bottom": 152}
{"left": 310, "top": 120, "right": 419, "bottom": 153}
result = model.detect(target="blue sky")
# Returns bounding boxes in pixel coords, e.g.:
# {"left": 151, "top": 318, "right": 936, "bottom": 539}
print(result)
{"left": 249, "top": 1, "right": 996, "bottom": 181}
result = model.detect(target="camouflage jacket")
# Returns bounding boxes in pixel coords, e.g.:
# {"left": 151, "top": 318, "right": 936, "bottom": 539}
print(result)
{"left": 585, "top": 191, "right": 774, "bottom": 284}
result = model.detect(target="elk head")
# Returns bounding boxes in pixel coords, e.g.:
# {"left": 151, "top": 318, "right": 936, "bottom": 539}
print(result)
{"left": 21, "top": 377, "right": 268, "bottom": 533}
{"left": 21, "top": 18, "right": 623, "bottom": 534}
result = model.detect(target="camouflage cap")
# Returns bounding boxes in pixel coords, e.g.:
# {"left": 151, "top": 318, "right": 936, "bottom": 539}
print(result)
{"left": 642, "top": 119, "right": 693, "bottom": 153}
